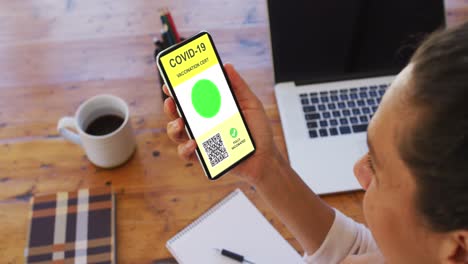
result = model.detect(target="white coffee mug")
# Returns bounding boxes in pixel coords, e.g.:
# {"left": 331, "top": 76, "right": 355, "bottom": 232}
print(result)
{"left": 57, "top": 94, "right": 136, "bottom": 168}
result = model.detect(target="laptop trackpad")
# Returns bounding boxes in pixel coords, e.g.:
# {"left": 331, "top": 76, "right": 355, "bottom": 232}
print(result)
{"left": 289, "top": 135, "right": 367, "bottom": 194}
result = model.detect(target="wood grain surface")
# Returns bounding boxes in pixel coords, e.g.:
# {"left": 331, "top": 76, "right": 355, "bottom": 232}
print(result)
{"left": 0, "top": 1, "right": 466, "bottom": 263}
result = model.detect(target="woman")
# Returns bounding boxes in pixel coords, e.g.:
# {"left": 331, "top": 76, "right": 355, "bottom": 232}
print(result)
{"left": 163, "top": 22, "right": 468, "bottom": 263}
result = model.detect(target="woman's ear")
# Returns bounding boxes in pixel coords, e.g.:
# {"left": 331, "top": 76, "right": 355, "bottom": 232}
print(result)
{"left": 441, "top": 231, "right": 468, "bottom": 264}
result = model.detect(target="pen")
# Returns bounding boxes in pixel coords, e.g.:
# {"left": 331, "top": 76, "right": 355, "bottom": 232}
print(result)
{"left": 166, "top": 11, "right": 181, "bottom": 43}
{"left": 214, "top": 248, "right": 255, "bottom": 264}
{"left": 160, "top": 14, "right": 175, "bottom": 45}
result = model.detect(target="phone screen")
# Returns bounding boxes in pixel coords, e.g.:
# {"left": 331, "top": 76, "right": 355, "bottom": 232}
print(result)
{"left": 157, "top": 31, "right": 255, "bottom": 180}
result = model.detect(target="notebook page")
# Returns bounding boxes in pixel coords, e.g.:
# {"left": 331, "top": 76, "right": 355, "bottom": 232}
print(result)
{"left": 166, "top": 189, "right": 303, "bottom": 263}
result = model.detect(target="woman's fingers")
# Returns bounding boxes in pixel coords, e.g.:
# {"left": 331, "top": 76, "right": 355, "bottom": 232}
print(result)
{"left": 163, "top": 85, "right": 198, "bottom": 163}
{"left": 167, "top": 118, "right": 189, "bottom": 143}
{"left": 163, "top": 97, "right": 179, "bottom": 120}
{"left": 164, "top": 93, "right": 190, "bottom": 144}
{"left": 162, "top": 84, "right": 171, "bottom": 97}
{"left": 177, "top": 140, "right": 197, "bottom": 161}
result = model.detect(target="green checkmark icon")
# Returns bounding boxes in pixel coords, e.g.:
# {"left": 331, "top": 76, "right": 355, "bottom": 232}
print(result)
{"left": 230, "top": 128, "right": 238, "bottom": 138}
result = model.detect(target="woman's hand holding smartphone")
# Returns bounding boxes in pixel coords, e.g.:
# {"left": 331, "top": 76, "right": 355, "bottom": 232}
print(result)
{"left": 162, "top": 63, "right": 278, "bottom": 185}
{"left": 158, "top": 31, "right": 279, "bottom": 181}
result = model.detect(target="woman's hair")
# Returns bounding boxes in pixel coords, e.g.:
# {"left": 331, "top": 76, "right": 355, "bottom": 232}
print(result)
{"left": 401, "top": 22, "right": 468, "bottom": 232}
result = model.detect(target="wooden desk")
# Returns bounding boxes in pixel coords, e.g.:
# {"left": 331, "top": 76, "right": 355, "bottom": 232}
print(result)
{"left": 0, "top": 1, "right": 466, "bottom": 262}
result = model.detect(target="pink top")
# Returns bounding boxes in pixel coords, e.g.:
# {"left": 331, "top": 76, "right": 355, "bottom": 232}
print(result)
{"left": 304, "top": 209, "right": 380, "bottom": 263}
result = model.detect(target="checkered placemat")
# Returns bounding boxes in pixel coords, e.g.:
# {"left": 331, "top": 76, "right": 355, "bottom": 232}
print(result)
{"left": 25, "top": 187, "right": 116, "bottom": 264}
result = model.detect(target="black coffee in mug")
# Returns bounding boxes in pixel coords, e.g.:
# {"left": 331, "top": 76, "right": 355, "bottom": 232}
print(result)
{"left": 85, "top": 114, "right": 124, "bottom": 136}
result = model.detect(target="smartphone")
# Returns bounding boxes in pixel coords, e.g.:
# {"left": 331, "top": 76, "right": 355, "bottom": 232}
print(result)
{"left": 157, "top": 31, "right": 256, "bottom": 180}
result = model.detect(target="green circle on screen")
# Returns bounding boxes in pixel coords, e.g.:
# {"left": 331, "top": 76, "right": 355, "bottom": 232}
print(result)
{"left": 191, "top": 79, "right": 221, "bottom": 118}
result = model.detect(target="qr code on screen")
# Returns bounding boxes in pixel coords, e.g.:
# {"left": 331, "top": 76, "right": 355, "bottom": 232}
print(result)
{"left": 202, "top": 133, "right": 229, "bottom": 167}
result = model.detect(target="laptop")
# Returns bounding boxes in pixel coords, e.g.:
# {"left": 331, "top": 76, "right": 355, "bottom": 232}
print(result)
{"left": 267, "top": 0, "right": 445, "bottom": 194}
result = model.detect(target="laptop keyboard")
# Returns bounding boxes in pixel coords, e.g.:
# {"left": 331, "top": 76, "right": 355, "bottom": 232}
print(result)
{"left": 300, "top": 84, "right": 389, "bottom": 138}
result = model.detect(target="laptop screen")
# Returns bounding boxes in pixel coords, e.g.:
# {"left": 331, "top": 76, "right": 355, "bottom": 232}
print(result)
{"left": 267, "top": 1, "right": 446, "bottom": 84}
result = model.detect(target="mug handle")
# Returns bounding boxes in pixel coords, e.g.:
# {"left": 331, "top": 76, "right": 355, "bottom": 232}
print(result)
{"left": 57, "top": 117, "right": 82, "bottom": 145}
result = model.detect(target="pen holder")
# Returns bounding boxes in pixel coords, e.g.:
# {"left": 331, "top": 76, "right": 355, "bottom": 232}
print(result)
{"left": 153, "top": 38, "right": 185, "bottom": 102}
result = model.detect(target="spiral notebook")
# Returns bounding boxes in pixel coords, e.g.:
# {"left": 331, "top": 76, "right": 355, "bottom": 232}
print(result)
{"left": 166, "top": 189, "right": 303, "bottom": 263}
